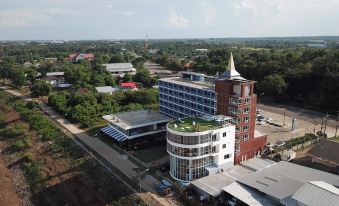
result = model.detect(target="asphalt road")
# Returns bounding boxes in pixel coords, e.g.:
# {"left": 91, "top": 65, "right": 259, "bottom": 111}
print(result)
{"left": 259, "top": 102, "right": 338, "bottom": 128}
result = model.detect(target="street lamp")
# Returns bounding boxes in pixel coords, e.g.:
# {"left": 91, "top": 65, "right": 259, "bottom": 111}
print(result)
{"left": 139, "top": 168, "right": 149, "bottom": 192}
{"left": 258, "top": 93, "right": 264, "bottom": 108}
{"left": 89, "top": 133, "right": 98, "bottom": 156}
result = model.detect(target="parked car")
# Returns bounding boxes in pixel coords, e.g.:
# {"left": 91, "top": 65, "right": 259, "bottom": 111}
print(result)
{"left": 154, "top": 179, "right": 173, "bottom": 196}
{"left": 256, "top": 109, "right": 263, "bottom": 114}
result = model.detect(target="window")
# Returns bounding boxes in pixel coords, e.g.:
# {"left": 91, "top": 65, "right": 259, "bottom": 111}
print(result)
{"left": 236, "top": 126, "right": 241, "bottom": 133}
{"left": 229, "top": 98, "right": 241, "bottom": 105}
{"left": 224, "top": 154, "right": 230, "bottom": 159}
{"left": 243, "top": 116, "right": 249, "bottom": 123}
{"left": 212, "top": 134, "right": 217, "bottom": 141}
{"left": 222, "top": 144, "right": 226, "bottom": 149}
{"left": 242, "top": 134, "right": 249, "bottom": 141}
{"left": 244, "top": 97, "right": 251, "bottom": 105}
{"left": 228, "top": 107, "right": 241, "bottom": 115}
{"left": 223, "top": 132, "right": 226, "bottom": 137}
{"left": 212, "top": 146, "right": 216, "bottom": 153}
{"left": 243, "top": 125, "right": 249, "bottom": 132}
{"left": 244, "top": 107, "right": 250, "bottom": 114}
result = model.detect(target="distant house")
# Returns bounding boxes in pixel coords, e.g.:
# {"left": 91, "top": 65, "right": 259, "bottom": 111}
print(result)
{"left": 22, "top": 61, "right": 33, "bottom": 68}
{"left": 44, "top": 57, "right": 58, "bottom": 63}
{"left": 41, "top": 76, "right": 61, "bottom": 87}
{"left": 103, "top": 63, "right": 136, "bottom": 77}
{"left": 65, "top": 53, "right": 95, "bottom": 62}
{"left": 306, "top": 139, "right": 339, "bottom": 173}
{"left": 120, "top": 82, "right": 137, "bottom": 89}
{"left": 95, "top": 86, "right": 117, "bottom": 94}
{"left": 46, "top": 72, "right": 64, "bottom": 77}
{"left": 43, "top": 72, "right": 68, "bottom": 87}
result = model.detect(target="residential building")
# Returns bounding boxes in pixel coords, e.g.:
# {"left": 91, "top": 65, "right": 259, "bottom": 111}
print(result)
{"left": 95, "top": 86, "right": 118, "bottom": 94}
{"left": 103, "top": 63, "right": 136, "bottom": 77}
{"left": 158, "top": 53, "right": 267, "bottom": 164}
{"left": 42, "top": 72, "right": 65, "bottom": 87}
{"left": 101, "top": 110, "right": 169, "bottom": 142}
{"left": 167, "top": 115, "right": 235, "bottom": 182}
{"left": 120, "top": 82, "right": 138, "bottom": 90}
{"left": 65, "top": 53, "right": 95, "bottom": 62}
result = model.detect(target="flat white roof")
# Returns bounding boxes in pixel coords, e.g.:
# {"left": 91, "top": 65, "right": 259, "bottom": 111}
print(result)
{"left": 95, "top": 86, "right": 117, "bottom": 93}
{"left": 103, "top": 110, "right": 169, "bottom": 129}
{"left": 103, "top": 63, "right": 135, "bottom": 72}
{"left": 46, "top": 72, "right": 64, "bottom": 76}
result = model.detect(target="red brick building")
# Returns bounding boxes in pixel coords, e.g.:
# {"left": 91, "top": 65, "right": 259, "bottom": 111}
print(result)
{"left": 215, "top": 53, "right": 267, "bottom": 164}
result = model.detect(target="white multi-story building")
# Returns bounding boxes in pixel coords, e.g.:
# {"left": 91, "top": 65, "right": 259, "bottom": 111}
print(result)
{"left": 166, "top": 115, "right": 235, "bottom": 182}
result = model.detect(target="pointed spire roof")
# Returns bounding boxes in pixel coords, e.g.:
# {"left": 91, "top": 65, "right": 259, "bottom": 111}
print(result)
{"left": 221, "top": 52, "right": 241, "bottom": 78}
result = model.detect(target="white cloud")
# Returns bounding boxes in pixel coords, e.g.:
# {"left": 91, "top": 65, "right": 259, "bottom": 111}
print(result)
{"left": 166, "top": 12, "right": 189, "bottom": 28}
{"left": 104, "top": 4, "right": 113, "bottom": 9}
{"left": 122, "top": 11, "right": 134, "bottom": 16}
{"left": 234, "top": 0, "right": 283, "bottom": 17}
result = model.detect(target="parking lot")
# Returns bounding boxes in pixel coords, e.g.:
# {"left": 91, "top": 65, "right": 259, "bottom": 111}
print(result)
{"left": 256, "top": 109, "right": 337, "bottom": 145}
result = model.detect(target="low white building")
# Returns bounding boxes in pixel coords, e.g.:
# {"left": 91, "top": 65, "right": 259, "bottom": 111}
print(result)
{"left": 103, "top": 63, "right": 136, "bottom": 77}
{"left": 166, "top": 115, "right": 235, "bottom": 182}
{"left": 95, "top": 86, "right": 117, "bottom": 94}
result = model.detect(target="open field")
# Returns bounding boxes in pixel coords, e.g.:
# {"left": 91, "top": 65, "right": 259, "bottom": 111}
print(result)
{"left": 0, "top": 91, "right": 134, "bottom": 206}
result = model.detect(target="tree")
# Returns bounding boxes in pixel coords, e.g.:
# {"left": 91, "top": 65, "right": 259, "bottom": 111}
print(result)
{"left": 109, "top": 53, "right": 125, "bottom": 63}
{"left": 65, "top": 64, "right": 91, "bottom": 85}
{"left": 11, "top": 68, "right": 26, "bottom": 87}
{"left": 258, "top": 74, "right": 287, "bottom": 98}
{"left": 133, "top": 67, "right": 154, "bottom": 87}
{"left": 31, "top": 81, "right": 52, "bottom": 97}
{"left": 26, "top": 70, "right": 38, "bottom": 85}
{"left": 122, "top": 73, "right": 133, "bottom": 82}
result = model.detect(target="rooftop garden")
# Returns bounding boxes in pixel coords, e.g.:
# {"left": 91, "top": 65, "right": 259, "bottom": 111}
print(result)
{"left": 167, "top": 117, "right": 222, "bottom": 133}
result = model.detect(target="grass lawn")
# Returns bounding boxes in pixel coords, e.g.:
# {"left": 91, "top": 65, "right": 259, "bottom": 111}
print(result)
{"left": 133, "top": 145, "right": 168, "bottom": 163}
{"left": 331, "top": 136, "right": 339, "bottom": 141}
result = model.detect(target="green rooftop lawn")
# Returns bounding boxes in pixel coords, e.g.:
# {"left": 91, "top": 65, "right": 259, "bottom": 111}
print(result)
{"left": 167, "top": 117, "right": 221, "bottom": 132}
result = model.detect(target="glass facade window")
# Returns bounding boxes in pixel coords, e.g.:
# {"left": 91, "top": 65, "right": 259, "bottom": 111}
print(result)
{"left": 170, "top": 156, "right": 213, "bottom": 182}
{"left": 167, "top": 132, "right": 211, "bottom": 145}
{"left": 167, "top": 143, "right": 212, "bottom": 157}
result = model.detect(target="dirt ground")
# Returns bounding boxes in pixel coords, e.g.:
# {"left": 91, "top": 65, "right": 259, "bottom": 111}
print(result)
{"left": 0, "top": 158, "right": 21, "bottom": 206}
{"left": 0, "top": 101, "right": 132, "bottom": 206}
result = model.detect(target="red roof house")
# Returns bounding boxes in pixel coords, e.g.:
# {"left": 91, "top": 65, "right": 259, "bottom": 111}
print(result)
{"left": 120, "top": 82, "right": 137, "bottom": 89}
{"left": 65, "top": 53, "right": 95, "bottom": 62}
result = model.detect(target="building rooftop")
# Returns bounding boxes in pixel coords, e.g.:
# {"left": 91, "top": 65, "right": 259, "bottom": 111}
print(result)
{"left": 307, "top": 139, "right": 339, "bottom": 166}
{"left": 191, "top": 173, "right": 236, "bottom": 197}
{"left": 159, "top": 76, "right": 215, "bottom": 91}
{"left": 237, "top": 161, "right": 339, "bottom": 201}
{"left": 167, "top": 116, "right": 232, "bottom": 133}
{"left": 240, "top": 157, "right": 276, "bottom": 172}
{"left": 223, "top": 182, "right": 277, "bottom": 206}
{"left": 46, "top": 72, "right": 64, "bottom": 76}
{"left": 103, "top": 63, "right": 135, "bottom": 72}
{"left": 95, "top": 86, "right": 117, "bottom": 93}
{"left": 191, "top": 157, "right": 275, "bottom": 197}
{"left": 282, "top": 181, "right": 339, "bottom": 206}
{"left": 103, "top": 110, "right": 169, "bottom": 129}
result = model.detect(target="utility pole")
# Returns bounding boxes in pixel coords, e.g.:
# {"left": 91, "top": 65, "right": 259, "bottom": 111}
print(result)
{"left": 324, "top": 112, "right": 329, "bottom": 138}
{"left": 335, "top": 111, "right": 339, "bottom": 138}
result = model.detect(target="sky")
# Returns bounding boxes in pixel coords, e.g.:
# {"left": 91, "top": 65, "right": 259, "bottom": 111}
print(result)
{"left": 0, "top": 0, "right": 339, "bottom": 40}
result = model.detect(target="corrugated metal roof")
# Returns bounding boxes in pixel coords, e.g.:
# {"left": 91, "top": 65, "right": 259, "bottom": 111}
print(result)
{"left": 191, "top": 173, "right": 235, "bottom": 197}
{"left": 223, "top": 182, "right": 278, "bottom": 206}
{"left": 237, "top": 161, "right": 339, "bottom": 200}
{"left": 103, "top": 63, "right": 135, "bottom": 72}
{"left": 95, "top": 86, "right": 117, "bottom": 93}
{"left": 289, "top": 181, "right": 339, "bottom": 206}
{"left": 46, "top": 72, "right": 64, "bottom": 76}
{"left": 240, "top": 157, "right": 276, "bottom": 171}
